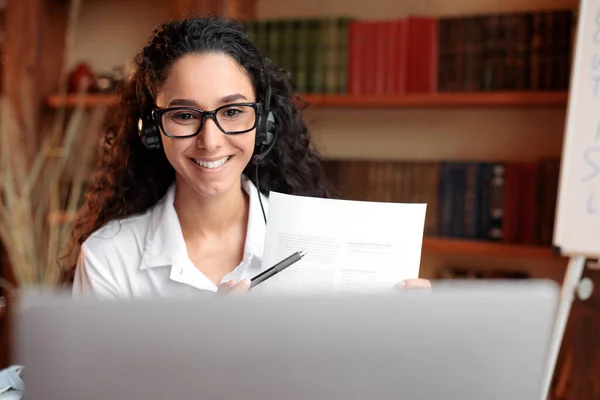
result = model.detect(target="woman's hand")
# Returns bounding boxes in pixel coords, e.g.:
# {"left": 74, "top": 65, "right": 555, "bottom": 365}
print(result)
{"left": 218, "top": 278, "right": 251, "bottom": 294}
{"left": 396, "top": 278, "right": 431, "bottom": 291}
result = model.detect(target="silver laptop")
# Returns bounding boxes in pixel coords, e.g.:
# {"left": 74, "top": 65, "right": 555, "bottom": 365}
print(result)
{"left": 13, "top": 280, "right": 558, "bottom": 400}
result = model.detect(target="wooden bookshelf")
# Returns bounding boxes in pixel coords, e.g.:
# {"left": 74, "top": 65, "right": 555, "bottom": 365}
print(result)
{"left": 46, "top": 91, "right": 569, "bottom": 109}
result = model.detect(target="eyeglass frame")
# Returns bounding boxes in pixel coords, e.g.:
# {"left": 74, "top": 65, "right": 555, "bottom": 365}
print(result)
{"left": 151, "top": 102, "right": 264, "bottom": 139}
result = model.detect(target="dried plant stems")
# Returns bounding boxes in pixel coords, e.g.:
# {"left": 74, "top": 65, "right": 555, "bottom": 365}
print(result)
{"left": 0, "top": 92, "right": 106, "bottom": 287}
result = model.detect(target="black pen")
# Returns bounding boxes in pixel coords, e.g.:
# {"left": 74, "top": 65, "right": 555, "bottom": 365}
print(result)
{"left": 249, "top": 249, "right": 307, "bottom": 289}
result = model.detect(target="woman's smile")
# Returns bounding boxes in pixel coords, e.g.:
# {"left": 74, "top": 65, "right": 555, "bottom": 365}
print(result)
{"left": 189, "top": 155, "right": 233, "bottom": 172}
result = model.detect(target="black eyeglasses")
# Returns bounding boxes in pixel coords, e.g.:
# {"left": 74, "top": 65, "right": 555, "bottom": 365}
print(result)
{"left": 152, "top": 102, "right": 262, "bottom": 138}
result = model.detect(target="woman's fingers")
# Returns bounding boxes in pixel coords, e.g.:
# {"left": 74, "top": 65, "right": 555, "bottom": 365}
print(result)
{"left": 218, "top": 279, "right": 251, "bottom": 294}
{"left": 396, "top": 278, "right": 432, "bottom": 291}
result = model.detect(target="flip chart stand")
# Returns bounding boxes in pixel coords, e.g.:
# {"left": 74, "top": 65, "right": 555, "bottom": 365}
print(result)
{"left": 541, "top": 255, "right": 590, "bottom": 400}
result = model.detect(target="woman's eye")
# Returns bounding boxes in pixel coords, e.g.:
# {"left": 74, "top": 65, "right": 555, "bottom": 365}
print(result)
{"left": 170, "top": 111, "right": 199, "bottom": 124}
{"left": 220, "top": 107, "right": 247, "bottom": 119}
{"left": 173, "top": 112, "right": 197, "bottom": 121}
{"left": 224, "top": 109, "right": 241, "bottom": 117}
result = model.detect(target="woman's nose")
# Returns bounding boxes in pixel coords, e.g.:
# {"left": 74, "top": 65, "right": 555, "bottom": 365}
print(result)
{"left": 196, "top": 117, "right": 224, "bottom": 151}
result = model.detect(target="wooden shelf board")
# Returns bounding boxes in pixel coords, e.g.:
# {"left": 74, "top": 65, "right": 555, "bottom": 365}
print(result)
{"left": 422, "top": 237, "right": 563, "bottom": 260}
{"left": 46, "top": 91, "right": 568, "bottom": 109}
{"left": 299, "top": 91, "right": 568, "bottom": 108}
{"left": 46, "top": 93, "right": 120, "bottom": 108}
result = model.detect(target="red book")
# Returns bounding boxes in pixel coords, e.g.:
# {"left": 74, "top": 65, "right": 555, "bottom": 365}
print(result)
{"left": 502, "top": 163, "right": 523, "bottom": 243}
{"left": 405, "top": 16, "right": 439, "bottom": 93}
{"left": 421, "top": 17, "right": 439, "bottom": 92}
{"left": 373, "top": 21, "right": 388, "bottom": 95}
{"left": 362, "top": 21, "right": 377, "bottom": 94}
{"left": 347, "top": 21, "right": 362, "bottom": 95}
{"left": 519, "top": 162, "right": 540, "bottom": 245}
{"left": 406, "top": 17, "right": 421, "bottom": 93}
{"left": 390, "top": 19, "right": 408, "bottom": 94}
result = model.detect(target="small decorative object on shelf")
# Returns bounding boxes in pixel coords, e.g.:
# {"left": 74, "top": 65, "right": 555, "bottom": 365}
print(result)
{"left": 68, "top": 62, "right": 96, "bottom": 93}
{"left": 96, "top": 66, "right": 127, "bottom": 94}
{"left": 66, "top": 63, "right": 129, "bottom": 95}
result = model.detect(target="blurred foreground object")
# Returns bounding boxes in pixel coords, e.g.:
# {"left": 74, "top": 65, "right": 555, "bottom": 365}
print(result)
{"left": 0, "top": 365, "right": 23, "bottom": 399}
{"left": 14, "top": 281, "right": 559, "bottom": 400}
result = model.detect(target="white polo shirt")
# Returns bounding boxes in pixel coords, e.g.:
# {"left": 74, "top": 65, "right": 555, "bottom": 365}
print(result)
{"left": 72, "top": 177, "right": 268, "bottom": 299}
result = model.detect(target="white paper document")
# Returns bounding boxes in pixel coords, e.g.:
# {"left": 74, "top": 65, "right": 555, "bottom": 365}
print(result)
{"left": 253, "top": 192, "right": 427, "bottom": 294}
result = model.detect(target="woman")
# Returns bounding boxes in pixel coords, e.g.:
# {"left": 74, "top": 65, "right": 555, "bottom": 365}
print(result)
{"left": 62, "top": 15, "right": 429, "bottom": 297}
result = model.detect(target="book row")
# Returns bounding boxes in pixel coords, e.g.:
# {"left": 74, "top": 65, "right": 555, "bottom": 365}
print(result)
{"left": 322, "top": 158, "right": 560, "bottom": 246}
{"left": 243, "top": 9, "right": 574, "bottom": 95}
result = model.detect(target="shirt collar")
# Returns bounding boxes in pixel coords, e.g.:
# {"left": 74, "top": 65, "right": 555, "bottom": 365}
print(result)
{"left": 139, "top": 183, "right": 187, "bottom": 271}
{"left": 138, "top": 176, "right": 267, "bottom": 271}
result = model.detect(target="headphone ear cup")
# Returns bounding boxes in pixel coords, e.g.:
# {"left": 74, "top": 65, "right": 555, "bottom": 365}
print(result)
{"left": 257, "top": 111, "right": 275, "bottom": 144}
{"left": 252, "top": 110, "right": 277, "bottom": 165}
{"left": 138, "top": 118, "right": 162, "bottom": 150}
{"left": 255, "top": 113, "right": 268, "bottom": 146}
{"left": 264, "top": 111, "right": 276, "bottom": 146}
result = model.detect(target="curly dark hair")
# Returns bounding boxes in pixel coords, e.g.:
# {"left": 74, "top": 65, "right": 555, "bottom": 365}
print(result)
{"left": 60, "top": 15, "right": 337, "bottom": 284}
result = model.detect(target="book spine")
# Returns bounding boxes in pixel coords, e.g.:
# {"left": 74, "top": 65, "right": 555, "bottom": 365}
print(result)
{"left": 488, "top": 163, "right": 505, "bottom": 240}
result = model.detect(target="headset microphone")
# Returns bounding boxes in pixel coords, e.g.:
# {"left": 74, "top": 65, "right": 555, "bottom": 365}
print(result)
{"left": 253, "top": 71, "right": 277, "bottom": 224}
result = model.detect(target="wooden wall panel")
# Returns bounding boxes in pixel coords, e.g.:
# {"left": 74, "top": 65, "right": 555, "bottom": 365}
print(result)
{"left": 3, "top": 0, "right": 43, "bottom": 154}
{"left": 171, "top": 0, "right": 256, "bottom": 20}
{"left": 3, "top": 0, "right": 69, "bottom": 151}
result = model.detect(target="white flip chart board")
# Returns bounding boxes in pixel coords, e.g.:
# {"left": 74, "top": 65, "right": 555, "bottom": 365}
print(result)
{"left": 554, "top": 0, "right": 600, "bottom": 257}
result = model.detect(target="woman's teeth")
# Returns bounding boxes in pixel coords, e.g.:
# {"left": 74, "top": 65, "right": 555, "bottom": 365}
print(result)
{"left": 192, "top": 156, "right": 231, "bottom": 169}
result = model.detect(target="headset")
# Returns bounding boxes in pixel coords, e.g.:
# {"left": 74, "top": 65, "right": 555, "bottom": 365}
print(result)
{"left": 136, "top": 59, "right": 277, "bottom": 223}
{"left": 136, "top": 67, "right": 277, "bottom": 164}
